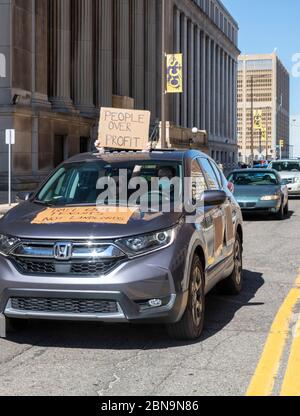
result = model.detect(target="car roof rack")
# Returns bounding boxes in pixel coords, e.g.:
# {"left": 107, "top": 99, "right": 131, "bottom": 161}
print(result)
{"left": 93, "top": 148, "right": 181, "bottom": 155}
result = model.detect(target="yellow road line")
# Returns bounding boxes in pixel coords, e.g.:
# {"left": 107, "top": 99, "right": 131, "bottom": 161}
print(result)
{"left": 280, "top": 300, "right": 300, "bottom": 396}
{"left": 246, "top": 273, "right": 300, "bottom": 396}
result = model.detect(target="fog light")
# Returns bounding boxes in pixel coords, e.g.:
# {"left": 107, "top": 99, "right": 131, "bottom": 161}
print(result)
{"left": 148, "top": 299, "right": 163, "bottom": 308}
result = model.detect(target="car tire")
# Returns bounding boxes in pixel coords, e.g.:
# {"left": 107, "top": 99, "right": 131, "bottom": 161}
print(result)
{"left": 5, "top": 318, "right": 29, "bottom": 333}
{"left": 218, "top": 234, "right": 243, "bottom": 295}
{"left": 166, "top": 255, "right": 205, "bottom": 341}
{"left": 276, "top": 201, "right": 285, "bottom": 220}
{"left": 284, "top": 200, "right": 289, "bottom": 216}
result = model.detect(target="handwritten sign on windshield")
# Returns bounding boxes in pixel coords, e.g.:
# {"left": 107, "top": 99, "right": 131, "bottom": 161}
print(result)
{"left": 98, "top": 107, "right": 151, "bottom": 150}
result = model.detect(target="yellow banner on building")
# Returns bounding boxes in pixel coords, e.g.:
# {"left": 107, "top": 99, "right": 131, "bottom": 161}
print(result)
{"left": 166, "top": 54, "right": 183, "bottom": 93}
{"left": 253, "top": 110, "right": 262, "bottom": 130}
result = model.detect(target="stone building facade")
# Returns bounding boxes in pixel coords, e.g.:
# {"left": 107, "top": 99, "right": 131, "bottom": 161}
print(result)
{"left": 0, "top": 0, "right": 239, "bottom": 190}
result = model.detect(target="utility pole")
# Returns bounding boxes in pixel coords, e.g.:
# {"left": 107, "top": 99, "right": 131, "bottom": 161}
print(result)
{"left": 161, "top": 0, "right": 166, "bottom": 149}
{"left": 250, "top": 75, "right": 254, "bottom": 166}
{"left": 259, "top": 129, "right": 262, "bottom": 157}
{"left": 265, "top": 109, "right": 269, "bottom": 161}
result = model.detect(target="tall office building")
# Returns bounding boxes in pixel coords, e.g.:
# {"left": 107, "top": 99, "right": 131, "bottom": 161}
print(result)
{"left": 0, "top": 0, "right": 239, "bottom": 189}
{"left": 237, "top": 53, "right": 290, "bottom": 163}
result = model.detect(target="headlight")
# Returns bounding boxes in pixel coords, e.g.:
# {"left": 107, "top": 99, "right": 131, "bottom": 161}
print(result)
{"left": 116, "top": 228, "right": 176, "bottom": 257}
{"left": 0, "top": 234, "right": 20, "bottom": 256}
{"left": 260, "top": 195, "right": 280, "bottom": 201}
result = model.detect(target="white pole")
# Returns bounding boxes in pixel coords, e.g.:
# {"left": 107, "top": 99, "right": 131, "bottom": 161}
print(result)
{"left": 8, "top": 131, "right": 11, "bottom": 206}
{"left": 161, "top": 0, "right": 166, "bottom": 149}
{"left": 279, "top": 145, "right": 282, "bottom": 160}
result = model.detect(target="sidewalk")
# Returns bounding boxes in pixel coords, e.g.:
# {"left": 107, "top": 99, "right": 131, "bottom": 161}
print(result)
{"left": 0, "top": 192, "right": 19, "bottom": 216}
{"left": 0, "top": 203, "right": 18, "bottom": 216}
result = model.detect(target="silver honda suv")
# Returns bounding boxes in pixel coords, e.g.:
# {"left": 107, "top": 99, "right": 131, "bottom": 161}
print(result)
{"left": 0, "top": 150, "right": 243, "bottom": 340}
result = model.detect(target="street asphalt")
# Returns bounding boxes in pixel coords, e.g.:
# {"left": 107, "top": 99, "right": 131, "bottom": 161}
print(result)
{"left": 0, "top": 199, "right": 300, "bottom": 396}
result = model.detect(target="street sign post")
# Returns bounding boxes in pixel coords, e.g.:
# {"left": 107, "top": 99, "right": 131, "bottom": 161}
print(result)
{"left": 5, "top": 129, "right": 15, "bottom": 206}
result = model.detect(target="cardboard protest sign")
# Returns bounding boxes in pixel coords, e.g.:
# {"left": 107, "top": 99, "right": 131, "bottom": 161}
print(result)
{"left": 31, "top": 207, "right": 134, "bottom": 225}
{"left": 98, "top": 107, "right": 151, "bottom": 150}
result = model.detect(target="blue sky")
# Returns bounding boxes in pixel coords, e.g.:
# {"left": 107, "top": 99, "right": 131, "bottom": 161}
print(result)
{"left": 223, "top": 0, "right": 300, "bottom": 154}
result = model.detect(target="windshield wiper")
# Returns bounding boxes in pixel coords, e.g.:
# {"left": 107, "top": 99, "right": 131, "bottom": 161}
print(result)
{"left": 33, "top": 200, "right": 55, "bottom": 207}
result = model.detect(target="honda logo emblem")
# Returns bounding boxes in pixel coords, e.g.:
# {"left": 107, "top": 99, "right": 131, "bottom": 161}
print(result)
{"left": 54, "top": 242, "right": 73, "bottom": 260}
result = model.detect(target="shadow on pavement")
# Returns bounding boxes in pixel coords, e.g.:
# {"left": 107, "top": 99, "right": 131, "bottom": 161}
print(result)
{"left": 5, "top": 270, "right": 264, "bottom": 350}
{"left": 202, "top": 269, "right": 264, "bottom": 340}
{"left": 243, "top": 210, "right": 294, "bottom": 222}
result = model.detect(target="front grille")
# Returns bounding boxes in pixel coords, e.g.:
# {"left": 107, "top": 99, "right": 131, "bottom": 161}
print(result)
{"left": 12, "top": 258, "right": 118, "bottom": 276}
{"left": 70, "top": 262, "right": 115, "bottom": 274}
{"left": 239, "top": 202, "right": 256, "bottom": 208}
{"left": 10, "top": 297, "right": 119, "bottom": 314}
{"left": 282, "top": 178, "right": 294, "bottom": 185}
{"left": 14, "top": 259, "right": 56, "bottom": 274}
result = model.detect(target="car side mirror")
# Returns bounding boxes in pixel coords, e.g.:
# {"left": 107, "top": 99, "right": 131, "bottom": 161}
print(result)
{"left": 16, "top": 192, "right": 34, "bottom": 202}
{"left": 227, "top": 181, "right": 235, "bottom": 193}
{"left": 202, "top": 190, "right": 227, "bottom": 207}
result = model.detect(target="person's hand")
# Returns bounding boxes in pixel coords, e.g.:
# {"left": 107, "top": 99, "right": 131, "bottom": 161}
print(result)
{"left": 142, "top": 141, "right": 156, "bottom": 152}
{"left": 94, "top": 140, "right": 105, "bottom": 154}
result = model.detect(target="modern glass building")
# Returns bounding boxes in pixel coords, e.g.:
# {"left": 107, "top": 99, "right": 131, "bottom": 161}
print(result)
{"left": 237, "top": 53, "right": 290, "bottom": 163}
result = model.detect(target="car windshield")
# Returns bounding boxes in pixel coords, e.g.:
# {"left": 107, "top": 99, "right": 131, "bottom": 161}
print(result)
{"left": 35, "top": 160, "right": 183, "bottom": 207}
{"left": 270, "top": 161, "right": 300, "bottom": 172}
{"left": 228, "top": 171, "right": 279, "bottom": 186}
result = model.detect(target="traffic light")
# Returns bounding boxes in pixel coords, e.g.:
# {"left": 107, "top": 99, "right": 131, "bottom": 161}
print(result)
{"left": 279, "top": 139, "right": 285, "bottom": 149}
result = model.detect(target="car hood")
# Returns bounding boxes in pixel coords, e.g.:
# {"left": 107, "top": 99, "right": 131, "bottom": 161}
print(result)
{"left": 234, "top": 185, "right": 281, "bottom": 199}
{"left": 0, "top": 202, "right": 182, "bottom": 240}
{"left": 279, "top": 171, "right": 300, "bottom": 179}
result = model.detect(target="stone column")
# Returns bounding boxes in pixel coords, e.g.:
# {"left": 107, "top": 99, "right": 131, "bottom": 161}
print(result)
{"left": 221, "top": 49, "right": 225, "bottom": 137}
{"left": 174, "top": 8, "right": 181, "bottom": 126}
{"left": 49, "top": 0, "right": 74, "bottom": 111}
{"left": 96, "top": 0, "right": 113, "bottom": 108}
{"left": 145, "top": 0, "right": 156, "bottom": 116}
{"left": 114, "top": 0, "right": 131, "bottom": 98}
{"left": 216, "top": 45, "right": 221, "bottom": 137}
{"left": 132, "top": 0, "right": 145, "bottom": 109}
{"left": 188, "top": 21, "right": 194, "bottom": 128}
{"left": 195, "top": 26, "right": 201, "bottom": 128}
{"left": 229, "top": 56, "right": 233, "bottom": 139}
{"left": 200, "top": 31, "right": 206, "bottom": 130}
{"left": 206, "top": 36, "right": 211, "bottom": 134}
{"left": 73, "top": 0, "right": 95, "bottom": 115}
{"left": 211, "top": 41, "right": 216, "bottom": 136}
{"left": 225, "top": 53, "right": 229, "bottom": 138}
{"left": 33, "top": 0, "right": 50, "bottom": 108}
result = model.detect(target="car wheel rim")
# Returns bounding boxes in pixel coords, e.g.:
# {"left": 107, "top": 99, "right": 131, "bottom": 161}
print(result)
{"left": 191, "top": 265, "right": 203, "bottom": 327}
{"left": 234, "top": 240, "right": 242, "bottom": 286}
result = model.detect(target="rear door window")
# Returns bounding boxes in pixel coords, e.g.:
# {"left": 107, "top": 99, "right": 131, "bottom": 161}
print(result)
{"left": 198, "top": 158, "right": 220, "bottom": 190}
{"left": 209, "top": 160, "right": 224, "bottom": 189}
{"left": 191, "top": 159, "right": 207, "bottom": 201}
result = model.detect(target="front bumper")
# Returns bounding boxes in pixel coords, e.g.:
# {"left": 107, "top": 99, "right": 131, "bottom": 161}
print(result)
{"left": 0, "top": 244, "right": 187, "bottom": 325}
{"left": 237, "top": 199, "right": 281, "bottom": 213}
{"left": 286, "top": 183, "right": 300, "bottom": 195}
